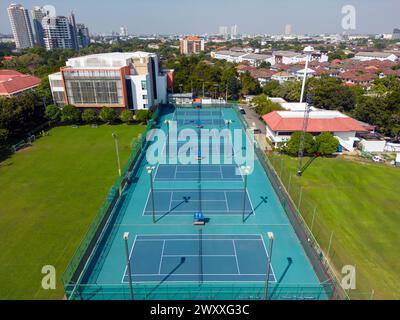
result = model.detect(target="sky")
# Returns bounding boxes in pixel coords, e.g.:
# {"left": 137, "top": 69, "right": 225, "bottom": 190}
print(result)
{"left": 0, "top": 0, "right": 399, "bottom": 36}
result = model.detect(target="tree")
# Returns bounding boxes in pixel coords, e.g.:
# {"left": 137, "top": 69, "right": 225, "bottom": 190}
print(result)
{"left": 258, "top": 61, "right": 271, "bottom": 69}
{"left": 282, "top": 132, "right": 316, "bottom": 156}
{"left": 308, "top": 77, "right": 356, "bottom": 112}
{"left": 252, "top": 94, "right": 283, "bottom": 115}
{"left": 45, "top": 104, "right": 61, "bottom": 123}
{"left": 61, "top": 105, "right": 81, "bottom": 124}
{"left": 262, "top": 81, "right": 280, "bottom": 96}
{"left": 0, "top": 128, "right": 9, "bottom": 144}
{"left": 240, "top": 72, "right": 261, "bottom": 96}
{"left": 81, "top": 109, "right": 98, "bottom": 124}
{"left": 120, "top": 110, "right": 134, "bottom": 124}
{"left": 99, "top": 107, "right": 117, "bottom": 124}
{"left": 315, "top": 132, "right": 339, "bottom": 155}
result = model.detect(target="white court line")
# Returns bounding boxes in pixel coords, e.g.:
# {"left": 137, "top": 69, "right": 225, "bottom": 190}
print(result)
{"left": 158, "top": 240, "right": 166, "bottom": 275}
{"left": 162, "top": 255, "right": 236, "bottom": 258}
{"left": 232, "top": 240, "right": 241, "bottom": 274}
{"left": 260, "top": 236, "right": 277, "bottom": 282}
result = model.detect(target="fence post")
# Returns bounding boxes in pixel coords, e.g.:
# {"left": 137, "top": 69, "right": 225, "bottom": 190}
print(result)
{"left": 298, "top": 186, "right": 303, "bottom": 211}
{"left": 288, "top": 174, "right": 292, "bottom": 194}
{"left": 311, "top": 207, "right": 317, "bottom": 232}
{"left": 370, "top": 289, "right": 375, "bottom": 300}
{"left": 327, "top": 231, "right": 334, "bottom": 258}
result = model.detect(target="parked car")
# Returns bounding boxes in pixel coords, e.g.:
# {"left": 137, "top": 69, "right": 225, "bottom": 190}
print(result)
{"left": 372, "top": 156, "right": 385, "bottom": 163}
{"left": 239, "top": 108, "right": 246, "bottom": 115}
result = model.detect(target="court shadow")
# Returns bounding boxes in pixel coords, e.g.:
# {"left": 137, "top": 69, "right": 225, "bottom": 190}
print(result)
{"left": 270, "top": 257, "right": 293, "bottom": 299}
{"left": 155, "top": 197, "right": 191, "bottom": 223}
{"left": 244, "top": 196, "right": 268, "bottom": 222}
{"left": 146, "top": 257, "right": 186, "bottom": 299}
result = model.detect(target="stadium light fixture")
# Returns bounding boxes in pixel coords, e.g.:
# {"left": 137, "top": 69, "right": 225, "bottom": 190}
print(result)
{"left": 123, "top": 232, "right": 134, "bottom": 300}
{"left": 297, "top": 46, "right": 314, "bottom": 177}
{"left": 265, "top": 232, "right": 275, "bottom": 300}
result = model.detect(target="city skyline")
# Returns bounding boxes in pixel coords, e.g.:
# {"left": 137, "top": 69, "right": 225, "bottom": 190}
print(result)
{"left": 1, "top": 0, "right": 399, "bottom": 36}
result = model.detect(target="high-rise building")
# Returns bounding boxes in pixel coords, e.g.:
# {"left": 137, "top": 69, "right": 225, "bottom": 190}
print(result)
{"left": 120, "top": 26, "right": 128, "bottom": 37}
{"left": 393, "top": 28, "right": 400, "bottom": 40}
{"left": 48, "top": 52, "right": 168, "bottom": 110}
{"left": 76, "top": 24, "right": 90, "bottom": 48}
{"left": 218, "top": 26, "right": 229, "bottom": 39}
{"left": 230, "top": 25, "right": 238, "bottom": 39}
{"left": 31, "top": 6, "right": 47, "bottom": 47}
{"left": 42, "top": 16, "right": 76, "bottom": 50}
{"left": 285, "top": 24, "right": 292, "bottom": 35}
{"left": 7, "top": 4, "right": 35, "bottom": 49}
{"left": 68, "top": 12, "right": 79, "bottom": 50}
{"left": 180, "top": 36, "right": 205, "bottom": 55}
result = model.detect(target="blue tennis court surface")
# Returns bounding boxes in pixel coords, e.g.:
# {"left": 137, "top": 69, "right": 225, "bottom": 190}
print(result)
{"left": 143, "top": 189, "right": 254, "bottom": 216}
{"left": 175, "top": 110, "right": 223, "bottom": 117}
{"left": 177, "top": 119, "right": 225, "bottom": 127}
{"left": 122, "top": 234, "right": 276, "bottom": 283}
{"left": 155, "top": 164, "right": 243, "bottom": 181}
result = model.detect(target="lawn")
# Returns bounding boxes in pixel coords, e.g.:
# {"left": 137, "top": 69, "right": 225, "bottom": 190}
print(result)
{"left": 269, "top": 154, "right": 400, "bottom": 300}
{"left": 0, "top": 124, "right": 145, "bottom": 299}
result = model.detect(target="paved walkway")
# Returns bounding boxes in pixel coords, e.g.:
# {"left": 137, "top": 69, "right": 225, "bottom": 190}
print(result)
{"left": 239, "top": 104, "right": 272, "bottom": 152}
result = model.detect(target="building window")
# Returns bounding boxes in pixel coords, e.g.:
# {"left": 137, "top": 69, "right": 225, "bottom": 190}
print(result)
{"left": 141, "top": 80, "right": 147, "bottom": 90}
{"left": 143, "top": 95, "right": 148, "bottom": 100}
{"left": 143, "top": 104, "right": 147, "bottom": 109}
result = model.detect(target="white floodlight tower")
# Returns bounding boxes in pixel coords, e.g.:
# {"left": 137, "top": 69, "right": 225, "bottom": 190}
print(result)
{"left": 297, "top": 46, "right": 314, "bottom": 177}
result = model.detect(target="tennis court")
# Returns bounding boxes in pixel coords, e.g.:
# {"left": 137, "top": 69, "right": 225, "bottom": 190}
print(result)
{"left": 175, "top": 110, "right": 223, "bottom": 117}
{"left": 154, "top": 164, "right": 243, "bottom": 181}
{"left": 122, "top": 234, "right": 276, "bottom": 283}
{"left": 143, "top": 189, "right": 254, "bottom": 216}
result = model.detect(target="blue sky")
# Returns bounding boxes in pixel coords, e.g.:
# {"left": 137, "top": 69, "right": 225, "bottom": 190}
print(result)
{"left": 1, "top": 0, "right": 399, "bottom": 35}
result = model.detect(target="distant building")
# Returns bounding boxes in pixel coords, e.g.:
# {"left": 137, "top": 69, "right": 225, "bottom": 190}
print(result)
{"left": 218, "top": 26, "right": 229, "bottom": 40}
{"left": 231, "top": 25, "right": 238, "bottom": 39}
{"left": 48, "top": 52, "right": 168, "bottom": 110}
{"left": 120, "top": 26, "right": 128, "bottom": 37}
{"left": 7, "top": 4, "right": 35, "bottom": 49}
{"left": 180, "top": 36, "right": 205, "bottom": 55}
{"left": 31, "top": 6, "right": 47, "bottom": 47}
{"left": 353, "top": 52, "right": 398, "bottom": 62}
{"left": 0, "top": 69, "right": 41, "bottom": 96}
{"left": 42, "top": 15, "right": 78, "bottom": 50}
{"left": 262, "top": 110, "right": 368, "bottom": 152}
{"left": 76, "top": 24, "right": 90, "bottom": 49}
{"left": 211, "top": 50, "right": 274, "bottom": 67}
{"left": 285, "top": 24, "right": 292, "bottom": 36}
{"left": 271, "top": 71, "right": 296, "bottom": 83}
{"left": 392, "top": 28, "right": 400, "bottom": 40}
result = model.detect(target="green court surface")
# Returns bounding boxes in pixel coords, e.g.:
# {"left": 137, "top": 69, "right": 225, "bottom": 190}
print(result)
{"left": 67, "top": 107, "right": 334, "bottom": 300}
{"left": 0, "top": 124, "right": 145, "bottom": 299}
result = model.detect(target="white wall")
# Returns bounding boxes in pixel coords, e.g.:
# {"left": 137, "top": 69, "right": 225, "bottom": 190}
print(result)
{"left": 127, "top": 74, "right": 151, "bottom": 110}
{"left": 360, "top": 140, "right": 387, "bottom": 153}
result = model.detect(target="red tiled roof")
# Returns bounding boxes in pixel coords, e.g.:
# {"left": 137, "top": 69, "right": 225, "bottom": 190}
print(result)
{"left": 262, "top": 111, "right": 368, "bottom": 133}
{"left": 0, "top": 70, "right": 41, "bottom": 95}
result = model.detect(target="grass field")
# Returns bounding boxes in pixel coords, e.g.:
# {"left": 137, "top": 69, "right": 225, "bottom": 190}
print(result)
{"left": 0, "top": 124, "right": 145, "bottom": 299}
{"left": 269, "top": 154, "right": 400, "bottom": 300}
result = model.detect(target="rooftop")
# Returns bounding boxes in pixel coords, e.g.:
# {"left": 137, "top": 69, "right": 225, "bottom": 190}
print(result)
{"left": 262, "top": 110, "right": 368, "bottom": 133}
{"left": 0, "top": 70, "right": 41, "bottom": 96}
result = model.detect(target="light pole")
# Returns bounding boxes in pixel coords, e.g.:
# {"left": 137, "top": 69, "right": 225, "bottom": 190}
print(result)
{"left": 297, "top": 46, "right": 314, "bottom": 177}
{"left": 264, "top": 232, "right": 274, "bottom": 300}
{"left": 299, "top": 46, "right": 314, "bottom": 104}
{"left": 112, "top": 132, "right": 122, "bottom": 177}
{"left": 241, "top": 166, "right": 251, "bottom": 223}
{"left": 123, "top": 232, "right": 134, "bottom": 300}
{"left": 147, "top": 166, "right": 156, "bottom": 224}
{"left": 164, "top": 120, "right": 171, "bottom": 157}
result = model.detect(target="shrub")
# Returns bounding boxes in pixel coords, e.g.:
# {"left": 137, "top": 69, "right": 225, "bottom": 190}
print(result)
{"left": 61, "top": 104, "right": 81, "bottom": 124}
{"left": 45, "top": 104, "right": 61, "bottom": 122}
{"left": 81, "top": 109, "right": 98, "bottom": 124}
{"left": 120, "top": 110, "right": 134, "bottom": 124}
{"left": 315, "top": 132, "right": 340, "bottom": 155}
{"left": 135, "top": 110, "right": 151, "bottom": 123}
{"left": 99, "top": 107, "right": 117, "bottom": 124}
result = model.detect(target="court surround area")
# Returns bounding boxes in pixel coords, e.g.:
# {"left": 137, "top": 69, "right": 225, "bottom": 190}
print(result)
{"left": 63, "top": 105, "right": 336, "bottom": 300}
